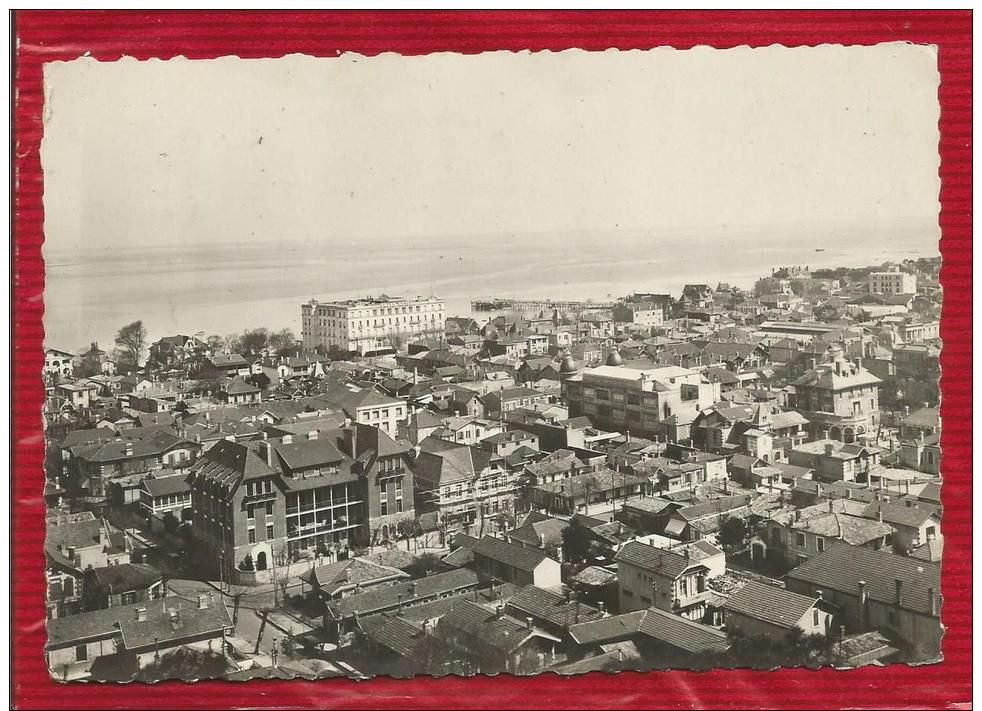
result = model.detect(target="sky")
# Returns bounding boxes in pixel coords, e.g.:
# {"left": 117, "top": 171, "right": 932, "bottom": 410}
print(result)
{"left": 41, "top": 44, "right": 942, "bottom": 253}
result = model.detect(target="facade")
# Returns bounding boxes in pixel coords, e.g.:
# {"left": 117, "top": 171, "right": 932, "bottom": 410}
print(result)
{"left": 471, "top": 535, "right": 562, "bottom": 588}
{"left": 302, "top": 295, "right": 446, "bottom": 355}
{"left": 869, "top": 269, "right": 917, "bottom": 295}
{"left": 44, "top": 348, "right": 75, "bottom": 380}
{"left": 615, "top": 541, "right": 712, "bottom": 621}
{"left": 791, "top": 346, "right": 881, "bottom": 444}
{"left": 564, "top": 364, "right": 720, "bottom": 441}
{"left": 784, "top": 546, "right": 941, "bottom": 659}
{"left": 722, "top": 581, "right": 832, "bottom": 642}
{"left": 413, "top": 437, "right": 516, "bottom": 532}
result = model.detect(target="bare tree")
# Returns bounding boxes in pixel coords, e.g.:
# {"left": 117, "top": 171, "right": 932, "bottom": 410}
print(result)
{"left": 114, "top": 320, "right": 147, "bottom": 370}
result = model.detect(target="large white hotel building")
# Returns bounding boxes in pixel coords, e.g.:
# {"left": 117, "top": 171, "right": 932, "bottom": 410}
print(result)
{"left": 301, "top": 295, "right": 446, "bottom": 356}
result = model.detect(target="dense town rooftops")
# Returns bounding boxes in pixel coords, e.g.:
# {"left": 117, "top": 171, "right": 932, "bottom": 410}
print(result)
{"left": 325, "top": 569, "right": 479, "bottom": 620}
{"left": 505, "top": 586, "right": 605, "bottom": 629}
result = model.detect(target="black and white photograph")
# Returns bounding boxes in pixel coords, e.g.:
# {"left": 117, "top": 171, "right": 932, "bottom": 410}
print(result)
{"left": 40, "top": 44, "right": 943, "bottom": 682}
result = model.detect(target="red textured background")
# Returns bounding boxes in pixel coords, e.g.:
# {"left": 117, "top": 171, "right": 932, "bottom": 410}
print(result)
{"left": 11, "top": 10, "right": 972, "bottom": 709}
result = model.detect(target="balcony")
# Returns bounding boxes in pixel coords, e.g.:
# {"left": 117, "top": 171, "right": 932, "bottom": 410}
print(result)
{"left": 242, "top": 490, "right": 277, "bottom": 504}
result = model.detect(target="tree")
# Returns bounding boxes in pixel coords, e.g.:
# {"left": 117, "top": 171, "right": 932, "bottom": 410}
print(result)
{"left": 162, "top": 511, "right": 180, "bottom": 535}
{"left": 718, "top": 516, "right": 748, "bottom": 550}
{"left": 405, "top": 552, "right": 445, "bottom": 579}
{"left": 268, "top": 328, "right": 298, "bottom": 356}
{"left": 238, "top": 328, "right": 270, "bottom": 357}
{"left": 239, "top": 553, "right": 255, "bottom": 572}
{"left": 561, "top": 517, "right": 594, "bottom": 564}
{"left": 205, "top": 335, "right": 224, "bottom": 353}
{"left": 114, "top": 320, "right": 147, "bottom": 370}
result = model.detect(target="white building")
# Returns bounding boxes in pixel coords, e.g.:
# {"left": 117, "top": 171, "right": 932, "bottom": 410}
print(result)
{"left": 301, "top": 295, "right": 445, "bottom": 356}
{"left": 869, "top": 268, "right": 916, "bottom": 295}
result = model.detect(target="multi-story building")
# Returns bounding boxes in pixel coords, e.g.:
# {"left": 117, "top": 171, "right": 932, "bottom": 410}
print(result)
{"left": 319, "top": 383, "right": 408, "bottom": 439}
{"left": 413, "top": 437, "right": 516, "bottom": 532}
{"left": 187, "top": 423, "right": 415, "bottom": 577}
{"left": 869, "top": 268, "right": 917, "bottom": 295}
{"left": 564, "top": 363, "right": 720, "bottom": 441}
{"left": 614, "top": 540, "right": 713, "bottom": 621}
{"left": 791, "top": 345, "right": 882, "bottom": 444}
{"left": 611, "top": 301, "right": 666, "bottom": 330}
{"left": 302, "top": 295, "right": 446, "bottom": 356}
{"left": 44, "top": 348, "right": 75, "bottom": 381}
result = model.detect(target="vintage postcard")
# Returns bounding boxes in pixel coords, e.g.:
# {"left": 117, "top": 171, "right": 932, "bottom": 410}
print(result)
{"left": 40, "top": 44, "right": 942, "bottom": 682}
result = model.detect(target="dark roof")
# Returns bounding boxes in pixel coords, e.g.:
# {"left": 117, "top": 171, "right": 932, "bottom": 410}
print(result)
{"left": 326, "top": 569, "right": 479, "bottom": 620}
{"left": 273, "top": 436, "right": 346, "bottom": 471}
{"left": 861, "top": 500, "right": 939, "bottom": 528}
{"left": 638, "top": 607, "right": 730, "bottom": 654}
{"left": 141, "top": 474, "right": 191, "bottom": 498}
{"left": 438, "top": 601, "right": 551, "bottom": 653}
{"left": 301, "top": 558, "right": 409, "bottom": 595}
{"left": 188, "top": 439, "right": 277, "bottom": 490}
{"left": 46, "top": 597, "right": 231, "bottom": 651}
{"left": 786, "top": 546, "right": 940, "bottom": 617}
{"left": 223, "top": 377, "right": 260, "bottom": 395}
{"left": 614, "top": 541, "right": 702, "bottom": 579}
{"left": 89, "top": 563, "right": 163, "bottom": 593}
{"left": 722, "top": 581, "right": 818, "bottom": 628}
{"left": 505, "top": 586, "right": 604, "bottom": 629}
{"left": 471, "top": 535, "right": 553, "bottom": 573}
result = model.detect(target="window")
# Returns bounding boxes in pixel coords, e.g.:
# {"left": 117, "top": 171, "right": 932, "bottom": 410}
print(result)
{"left": 266, "top": 524, "right": 274, "bottom": 540}
{"left": 75, "top": 645, "right": 88, "bottom": 662}
{"left": 265, "top": 502, "right": 273, "bottom": 517}
{"left": 813, "top": 609, "right": 820, "bottom": 626}
{"left": 63, "top": 578, "right": 75, "bottom": 597}
{"left": 121, "top": 591, "right": 137, "bottom": 605}
{"left": 795, "top": 533, "right": 806, "bottom": 547}
{"left": 248, "top": 528, "right": 256, "bottom": 544}
{"left": 817, "top": 537, "right": 825, "bottom": 553}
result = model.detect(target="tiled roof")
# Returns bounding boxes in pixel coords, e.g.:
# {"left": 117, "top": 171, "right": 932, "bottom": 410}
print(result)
{"left": 861, "top": 500, "right": 938, "bottom": 528}
{"left": 638, "top": 607, "right": 730, "bottom": 654}
{"left": 326, "top": 569, "right": 479, "bottom": 620}
{"left": 614, "top": 541, "right": 701, "bottom": 580}
{"left": 722, "top": 581, "right": 818, "bottom": 628}
{"left": 786, "top": 546, "right": 940, "bottom": 617}
{"left": 568, "top": 610, "right": 647, "bottom": 644}
{"left": 188, "top": 439, "right": 277, "bottom": 490}
{"left": 438, "top": 601, "right": 548, "bottom": 653}
{"left": 471, "top": 535, "right": 553, "bottom": 573}
{"left": 141, "top": 473, "right": 191, "bottom": 498}
{"left": 273, "top": 436, "right": 346, "bottom": 471}
{"left": 89, "top": 563, "right": 162, "bottom": 593}
{"left": 302, "top": 558, "right": 409, "bottom": 596}
{"left": 46, "top": 597, "right": 231, "bottom": 652}
{"left": 505, "top": 586, "right": 604, "bottom": 630}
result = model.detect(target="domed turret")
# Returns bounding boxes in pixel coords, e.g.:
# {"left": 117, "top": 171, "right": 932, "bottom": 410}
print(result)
{"left": 560, "top": 355, "right": 578, "bottom": 374}
{"left": 605, "top": 349, "right": 624, "bottom": 367}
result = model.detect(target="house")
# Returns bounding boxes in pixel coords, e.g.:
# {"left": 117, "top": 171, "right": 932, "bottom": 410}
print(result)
{"left": 324, "top": 568, "right": 481, "bottom": 636}
{"left": 791, "top": 345, "right": 881, "bottom": 444}
{"left": 45, "top": 512, "right": 133, "bottom": 618}
{"left": 45, "top": 596, "right": 232, "bottom": 681}
{"left": 504, "top": 585, "right": 605, "bottom": 640}
{"left": 614, "top": 540, "right": 712, "bottom": 621}
{"left": 318, "top": 383, "right": 408, "bottom": 439}
{"left": 784, "top": 546, "right": 941, "bottom": 660}
{"left": 568, "top": 606, "right": 729, "bottom": 662}
{"left": 480, "top": 386, "right": 548, "bottom": 415}
{"left": 138, "top": 470, "right": 192, "bottom": 522}
{"left": 470, "top": 535, "right": 562, "bottom": 589}
{"left": 722, "top": 581, "right": 833, "bottom": 642}
{"left": 55, "top": 382, "right": 98, "bottom": 410}
{"left": 899, "top": 432, "right": 941, "bottom": 475}
{"left": 761, "top": 498, "right": 894, "bottom": 569}
{"left": 44, "top": 348, "right": 75, "bottom": 380}
{"left": 789, "top": 439, "right": 882, "bottom": 483}
{"left": 527, "top": 468, "right": 647, "bottom": 517}
{"left": 479, "top": 430, "right": 539, "bottom": 458}
{"left": 299, "top": 557, "right": 410, "bottom": 602}
{"left": 861, "top": 499, "right": 942, "bottom": 556}
{"left": 662, "top": 495, "right": 753, "bottom": 542}
{"left": 433, "top": 600, "right": 562, "bottom": 675}
{"left": 413, "top": 437, "right": 516, "bottom": 532}
{"left": 81, "top": 563, "right": 164, "bottom": 611}
{"left": 502, "top": 512, "right": 569, "bottom": 556}
{"left": 219, "top": 377, "right": 262, "bottom": 405}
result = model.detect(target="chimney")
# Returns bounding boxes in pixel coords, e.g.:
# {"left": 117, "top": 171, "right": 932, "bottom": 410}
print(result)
{"left": 409, "top": 581, "right": 417, "bottom": 597}
{"left": 795, "top": 510, "right": 801, "bottom": 522}
{"left": 858, "top": 580, "right": 868, "bottom": 605}
{"left": 344, "top": 426, "right": 358, "bottom": 457}
{"left": 894, "top": 578, "right": 903, "bottom": 606}
{"left": 259, "top": 441, "right": 274, "bottom": 468}
{"left": 124, "top": 442, "right": 134, "bottom": 456}
{"left": 828, "top": 499, "right": 834, "bottom": 513}
{"left": 815, "top": 589, "right": 824, "bottom": 601}
{"left": 495, "top": 604, "right": 504, "bottom": 620}
{"left": 598, "top": 601, "right": 607, "bottom": 617}
{"left": 526, "top": 616, "right": 534, "bottom": 631}
{"left": 422, "top": 619, "right": 431, "bottom": 636}
{"left": 928, "top": 587, "right": 938, "bottom": 616}
{"left": 135, "top": 607, "right": 147, "bottom": 622}
{"left": 197, "top": 593, "right": 209, "bottom": 609}
{"left": 824, "top": 443, "right": 834, "bottom": 456}
{"left": 877, "top": 510, "right": 883, "bottom": 523}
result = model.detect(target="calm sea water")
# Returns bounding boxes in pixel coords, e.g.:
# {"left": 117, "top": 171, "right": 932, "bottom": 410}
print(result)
{"left": 42, "top": 229, "right": 938, "bottom": 353}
